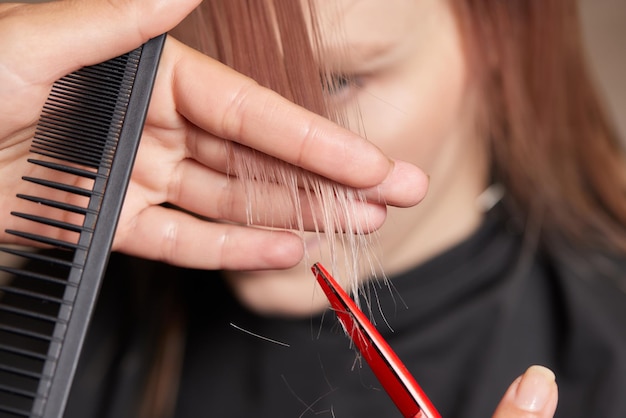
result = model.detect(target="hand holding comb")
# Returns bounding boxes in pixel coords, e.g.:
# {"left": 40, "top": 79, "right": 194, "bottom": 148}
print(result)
{"left": 0, "top": 34, "right": 166, "bottom": 418}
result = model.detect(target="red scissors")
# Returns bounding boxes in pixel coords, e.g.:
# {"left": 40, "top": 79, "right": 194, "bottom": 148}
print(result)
{"left": 312, "top": 262, "right": 442, "bottom": 418}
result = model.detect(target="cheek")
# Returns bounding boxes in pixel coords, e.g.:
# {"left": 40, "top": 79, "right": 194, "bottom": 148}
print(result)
{"left": 351, "top": 48, "right": 469, "bottom": 175}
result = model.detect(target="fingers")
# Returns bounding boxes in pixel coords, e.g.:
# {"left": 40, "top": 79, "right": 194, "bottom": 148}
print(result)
{"left": 166, "top": 159, "right": 388, "bottom": 233}
{"left": 0, "top": 0, "right": 201, "bottom": 85}
{"left": 493, "top": 366, "right": 558, "bottom": 418}
{"left": 186, "top": 125, "right": 428, "bottom": 209}
{"left": 165, "top": 38, "right": 429, "bottom": 197}
{"left": 113, "top": 205, "right": 306, "bottom": 270}
{"left": 361, "top": 159, "right": 429, "bottom": 207}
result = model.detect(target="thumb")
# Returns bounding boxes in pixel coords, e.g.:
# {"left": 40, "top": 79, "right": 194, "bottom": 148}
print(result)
{"left": 0, "top": 0, "right": 201, "bottom": 84}
{"left": 492, "top": 365, "right": 558, "bottom": 418}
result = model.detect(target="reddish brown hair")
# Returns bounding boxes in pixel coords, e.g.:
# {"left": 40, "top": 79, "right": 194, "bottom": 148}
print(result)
{"left": 452, "top": 0, "right": 626, "bottom": 255}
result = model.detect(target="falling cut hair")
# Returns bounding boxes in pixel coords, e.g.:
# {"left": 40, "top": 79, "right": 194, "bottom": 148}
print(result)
{"left": 173, "top": 0, "right": 382, "bottom": 304}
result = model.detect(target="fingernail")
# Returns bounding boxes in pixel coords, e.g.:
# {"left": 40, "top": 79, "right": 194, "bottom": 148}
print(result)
{"left": 514, "top": 365, "right": 556, "bottom": 412}
{"left": 379, "top": 160, "right": 429, "bottom": 207}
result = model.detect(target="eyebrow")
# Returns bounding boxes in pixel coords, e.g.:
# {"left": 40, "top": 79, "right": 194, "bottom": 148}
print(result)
{"left": 320, "top": 37, "right": 398, "bottom": 74}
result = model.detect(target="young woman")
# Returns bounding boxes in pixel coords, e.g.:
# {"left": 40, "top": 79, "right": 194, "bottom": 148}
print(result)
{"left": 161, "top": 1, "right": 624, "bottom": 417}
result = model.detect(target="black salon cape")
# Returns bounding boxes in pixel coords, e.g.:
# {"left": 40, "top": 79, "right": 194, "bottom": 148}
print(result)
{"left": 64, "top": 204, "right": 626, "bottom": 418}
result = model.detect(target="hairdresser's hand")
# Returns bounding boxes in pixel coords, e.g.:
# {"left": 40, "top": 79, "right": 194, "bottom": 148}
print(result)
{"left": 0, "top": 0, "right": 428, "bottom": 270}
{"left": 492, "top": 366, "right": 558, "bottom": 418}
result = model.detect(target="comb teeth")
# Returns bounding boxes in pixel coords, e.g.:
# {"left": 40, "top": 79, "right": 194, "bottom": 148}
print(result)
{"left": 31, "top": 55, "right": 136, "bottom": 171}
{"left": 4, "top": 231, "right": 82, "bottom": 251}
{"left": 0, "top": 248, "right": 71, "bottom": 417}
{"left": 0, "top": 34, "right": 166, "bottom": 418}
{"left": 26, "top": 159, "right": 100, "bottom": 180}
{"left": 21, "top": 176, "right": 97, "bottom": 198}
{"left": 10, "top": 212, "right": 86, "bottom": 234}
{"left": 16, "top": 194, "right": 96, "bottom": 216}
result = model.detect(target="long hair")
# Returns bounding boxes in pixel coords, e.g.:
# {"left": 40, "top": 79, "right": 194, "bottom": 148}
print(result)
{"left": 452, "top": 0, "right": 626, "bottom": 260}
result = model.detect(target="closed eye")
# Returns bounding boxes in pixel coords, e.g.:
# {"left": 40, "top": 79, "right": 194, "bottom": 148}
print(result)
{"left": 322, "top": 73, "right": 350, "bottom": 93}
{"left": 321, "top": 72, "right": 361, "bottom": 100}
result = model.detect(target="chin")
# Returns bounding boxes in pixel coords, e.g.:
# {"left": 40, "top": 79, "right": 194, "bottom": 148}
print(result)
{"left": 225, "top": 265, "right": 331, "bottom": 317}
{"left": 226, "top": 232, "right": 377, "bottom": 317}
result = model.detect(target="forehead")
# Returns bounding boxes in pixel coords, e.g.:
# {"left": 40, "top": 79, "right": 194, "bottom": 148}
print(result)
{"left": 310, "top": 0, "right": 444, "bottom": 69}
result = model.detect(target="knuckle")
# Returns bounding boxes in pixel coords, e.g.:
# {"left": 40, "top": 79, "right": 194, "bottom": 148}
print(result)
{"left": 159, "top": 220, "right": 179, "bottom": 264}
{"left": 220, "top": 81, "right": 260, "bottom": 142}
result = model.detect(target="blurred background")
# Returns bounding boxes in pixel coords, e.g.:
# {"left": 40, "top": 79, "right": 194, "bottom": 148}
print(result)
{"left": 579, "top": 0, "right": 626, "bottom": 139}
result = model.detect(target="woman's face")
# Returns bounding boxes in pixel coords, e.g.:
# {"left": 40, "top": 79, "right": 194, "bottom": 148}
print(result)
{"left": 227, "top": 0, "right": 489, "bottom": 315}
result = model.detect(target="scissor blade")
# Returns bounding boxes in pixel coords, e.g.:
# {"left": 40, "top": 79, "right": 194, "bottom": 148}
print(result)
{"left": 311, "top": 263, "right": 441, "bottom": 418}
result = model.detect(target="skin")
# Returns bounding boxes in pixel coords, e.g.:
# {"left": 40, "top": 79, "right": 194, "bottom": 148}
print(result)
{"left": 0, "top": 0, "right": 427, "bottom": 270}
{"left": 0, "top": 0, "right": 558, "bottom": 416}
{"left": 227, "top": 0, "right": 489, "bottom": 314}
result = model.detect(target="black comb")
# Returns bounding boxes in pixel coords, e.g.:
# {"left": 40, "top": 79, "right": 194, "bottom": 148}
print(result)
{"left": 0, "top": 33, "right": 166, "bottom": 417}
